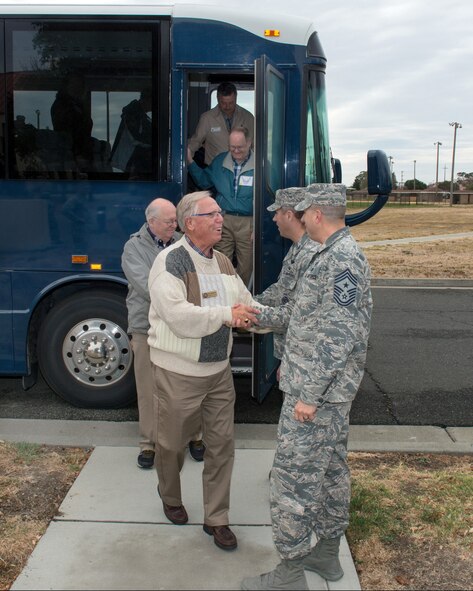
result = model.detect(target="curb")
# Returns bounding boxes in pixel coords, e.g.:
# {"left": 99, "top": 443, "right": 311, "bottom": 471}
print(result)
{"left": 372, "top": 278, "right": 473, "bottom": 288}
{"left": 1, "top": 419, "right": 472, "bottom": 454}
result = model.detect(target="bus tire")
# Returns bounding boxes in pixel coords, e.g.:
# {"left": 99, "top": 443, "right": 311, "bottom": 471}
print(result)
{"left": 37, "top": 290, "right": 136, "bottom": 408}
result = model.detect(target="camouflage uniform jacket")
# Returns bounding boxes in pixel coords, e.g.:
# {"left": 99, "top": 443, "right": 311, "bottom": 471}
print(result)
{"left": 257, "top": 226, "right": 372, "bottom": 405}
{"left": 254, "top": 233, "right": 319, "bottom": 359}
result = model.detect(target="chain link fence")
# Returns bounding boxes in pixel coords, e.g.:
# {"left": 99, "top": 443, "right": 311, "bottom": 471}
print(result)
{"left": 347, "top": 191, "right": 473, "bottom": 208}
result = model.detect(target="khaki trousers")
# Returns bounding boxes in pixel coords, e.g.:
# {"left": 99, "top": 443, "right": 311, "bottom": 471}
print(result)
{"left": 131, "top": 333, "right": 156, "bottom": 451}
{"left": 217, "top": 214, "right": 253, "bottom": 286}
{"left": 153, "top": 364, "right": 235, "bottom": 526}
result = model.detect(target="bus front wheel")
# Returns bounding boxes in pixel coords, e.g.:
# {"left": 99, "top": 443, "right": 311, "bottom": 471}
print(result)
{"left": 37, "top": 290, "right": 136, "bottom": 408}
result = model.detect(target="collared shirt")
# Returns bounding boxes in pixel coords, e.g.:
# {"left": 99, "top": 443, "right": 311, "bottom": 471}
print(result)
{"left": 185, "top": 234, "right": 213, "bottom": 259}
{"left": 147, "top": 225, "right": 174, "bottom": 248}
{"left": 233, "top": 151, "right": 251, "bottom": 197}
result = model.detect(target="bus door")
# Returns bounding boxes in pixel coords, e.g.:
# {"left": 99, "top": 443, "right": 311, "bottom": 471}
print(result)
{"left": 252, "top": 55, "right": 286, "bottom": 402}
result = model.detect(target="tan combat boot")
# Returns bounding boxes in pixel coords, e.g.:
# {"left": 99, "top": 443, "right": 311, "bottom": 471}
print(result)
{"left": 302, "top": 536, "right": 344, "bottom": 581}
{"left": 241, "top": 558, "right": 309, "bottom": 590}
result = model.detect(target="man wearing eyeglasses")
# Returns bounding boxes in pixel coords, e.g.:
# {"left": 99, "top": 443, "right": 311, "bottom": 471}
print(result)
{"left": 187, "top": 126, "right": 254, "bottom": 286}
{"left": 122, "top": 198, "right": 203, "bottom": 469}
{"left": 148, "top": 191, "right": 261, "bottom": 551}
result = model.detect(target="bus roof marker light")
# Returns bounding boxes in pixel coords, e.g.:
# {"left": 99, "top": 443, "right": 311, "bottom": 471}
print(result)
{"left": 90, "top": 263, "right": 102, "bottom": 271}
{"left": 264, "top": 30, "right": 280, "bottom": 37}
{"left": 71, "top": 255, "right": 88, "bottom": 264}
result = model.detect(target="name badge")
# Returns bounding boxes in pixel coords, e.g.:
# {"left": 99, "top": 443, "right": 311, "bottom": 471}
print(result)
{"left": 210, "top": 126, "right": 221, "bottom": 133}
{"left": 202, "top": 290, "right": 218, "bottom": 299}
{"left": 239, "top": 175, "right": 253, "bottom": 187}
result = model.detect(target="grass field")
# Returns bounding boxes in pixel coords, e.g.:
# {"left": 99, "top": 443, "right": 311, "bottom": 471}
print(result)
{"left": 348, "top": 452, "right": 473, "bottom": 590}
{"left": 349, "top": 205, "right": 473, "bottom": 278}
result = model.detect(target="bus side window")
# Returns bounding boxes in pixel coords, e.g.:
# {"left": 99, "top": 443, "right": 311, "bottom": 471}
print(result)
{"left": 50, "top": 73, "right": 94, "bottom": 175}
{"left": 109, "top": 88, "right": 152, "bottom": 177}
{"left": 0, "top": 105, "right": 5, "bottom": 178}
{"left": 0, "top": 26, "right": 4, "bottom": 178}
{"left": 7, "top": 21, "right": 156, "bottom": 180}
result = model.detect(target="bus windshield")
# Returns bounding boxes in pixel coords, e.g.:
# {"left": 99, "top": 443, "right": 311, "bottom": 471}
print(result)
{"left": 305, "top": 69, "right": 331, "bottom": 185}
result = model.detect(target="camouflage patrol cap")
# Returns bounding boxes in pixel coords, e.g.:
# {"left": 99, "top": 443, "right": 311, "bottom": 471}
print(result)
{"left": 294, "top": 183, "right": 347, "bottom": 211}
{"left": 267, "top": 187, "right": 308, "bottom": 211}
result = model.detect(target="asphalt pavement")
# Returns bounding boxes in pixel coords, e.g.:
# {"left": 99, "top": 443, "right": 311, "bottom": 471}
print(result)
{"left": 2, "top": 419, "right": 472, "bottom": 591}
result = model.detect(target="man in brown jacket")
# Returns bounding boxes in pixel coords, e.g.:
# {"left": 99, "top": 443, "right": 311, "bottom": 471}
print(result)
{"left": 188, "top": 82, "right": 254, "bottom": 166}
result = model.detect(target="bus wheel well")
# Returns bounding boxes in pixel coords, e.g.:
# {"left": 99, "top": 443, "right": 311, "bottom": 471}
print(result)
{"left": 27, "top": 280, "right": 127, "bottom": 368}
{"left": 33, "top": 282, "right": 134, "bottom": 408}
{"left": 28, "top": 281, "right": 127, "bottom": 365}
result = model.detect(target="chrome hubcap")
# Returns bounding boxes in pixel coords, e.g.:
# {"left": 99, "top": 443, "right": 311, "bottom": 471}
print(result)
{"left": 62, "top": 318, "right": 132, "bottom": 386}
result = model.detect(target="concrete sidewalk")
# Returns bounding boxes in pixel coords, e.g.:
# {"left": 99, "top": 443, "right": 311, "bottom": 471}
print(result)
{"left": 2, "top": 421, "right": 472, "bottom": 590}
{"left": 359, "top": 230, "right": 473, "bottom": 248}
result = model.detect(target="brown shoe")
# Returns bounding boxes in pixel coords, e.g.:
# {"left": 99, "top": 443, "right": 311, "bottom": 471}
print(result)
{"left": 158, "top": 486, "right": 188, "bottom": 525}
{"left": 203, "top": 524, "right": 238, "bottom": 550}
{"left": 162, "top": 502, "right": 188, "bottom": 525}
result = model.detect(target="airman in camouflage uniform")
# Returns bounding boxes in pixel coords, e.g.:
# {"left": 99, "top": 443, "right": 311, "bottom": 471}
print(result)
{"left": 241, "top": 184, "right": 372, "bottom": 591}
{"left": 254, "top": 187, "right": 320, "bottom": 359}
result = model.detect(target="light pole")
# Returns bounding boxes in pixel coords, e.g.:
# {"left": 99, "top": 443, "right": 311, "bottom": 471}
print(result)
{"left": 413, "top": 160, "right": 416, "bottom": 191}
{"left": 434, "top": 141, "right": 442, "bottom": 194}
{"left": 400, "top": 170, "right": 404, "bottom": 189}
{"left": 388, "top": 156, "right": 395, "bottom": 188}
{"left": 35, "top": 109, "right": 40, "bottom": 129}
{"left": 449, "top": 122, "right": 462, "bottom": 206}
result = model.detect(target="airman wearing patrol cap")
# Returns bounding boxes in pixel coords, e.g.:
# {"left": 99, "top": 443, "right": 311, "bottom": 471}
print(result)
{"left": 294, "top": 183, "right": 347, "bottom": 210}
{"left": 242, "top": 182, "right": 372, "bottom": 591}
{"left": 266, "top": 186, "right": 312, "bottom": 211}
{"left": 253, "top": 187, "right": 319, "bottom": 359}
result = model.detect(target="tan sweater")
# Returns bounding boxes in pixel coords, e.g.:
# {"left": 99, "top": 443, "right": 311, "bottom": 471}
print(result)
{"left": 148, "top": 236, "right": 257, "bottom": 377}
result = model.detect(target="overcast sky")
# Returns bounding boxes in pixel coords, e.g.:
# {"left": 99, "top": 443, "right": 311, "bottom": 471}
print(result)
{"left": 233, "top": 0, "right": 472, "bottom": 187}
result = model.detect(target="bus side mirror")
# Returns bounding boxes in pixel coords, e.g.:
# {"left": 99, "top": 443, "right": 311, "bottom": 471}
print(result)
{"left": 367, "top": 149, "right": 392, "bottom": 195}
{"left": 332, "top": 158, "right": 342, "bottom": 183}
{"left": 345, "top": 150, "right": 391, "bottom": 227}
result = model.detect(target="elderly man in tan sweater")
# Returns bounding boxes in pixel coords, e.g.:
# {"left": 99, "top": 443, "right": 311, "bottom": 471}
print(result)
{"left": 148, "top": 191, "right": 262, "bottom": 552}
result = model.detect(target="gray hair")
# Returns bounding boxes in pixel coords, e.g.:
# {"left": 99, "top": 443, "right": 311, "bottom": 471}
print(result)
{"left": 145, "top": 202, "right": 162, "bottom": 221}
{"left": 176, "top": 191, "right": 213, "bottom": 230}
{"left": 229, "top": 126, "right": 251, "bottom": 142}
{"left": 145, "top": 198, "right": 173, "bottom": 221}
{"left": 313, "top": 204, "right": 346, "bottom": 220}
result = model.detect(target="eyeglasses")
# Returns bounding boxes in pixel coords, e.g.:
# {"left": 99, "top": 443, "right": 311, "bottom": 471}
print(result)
{"left": 190, "top": 210, "right": 225, "bottom": 219}
{"left": 153, "top": 217, "right": 178, "bottom": 227}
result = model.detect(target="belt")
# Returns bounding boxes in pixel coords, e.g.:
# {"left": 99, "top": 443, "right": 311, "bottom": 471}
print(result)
{"left": 226, "top": 212, "right": 253, "bottom": 217}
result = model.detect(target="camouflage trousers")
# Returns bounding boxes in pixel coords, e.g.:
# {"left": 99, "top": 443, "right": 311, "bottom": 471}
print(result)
{"left": 270, "top": 393, "right": 352, "bottom": 560}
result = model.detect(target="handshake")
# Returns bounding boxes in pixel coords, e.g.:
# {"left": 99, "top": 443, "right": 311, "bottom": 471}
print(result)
{"left": 229, "top": 303, "right": 261, "bottom": 329}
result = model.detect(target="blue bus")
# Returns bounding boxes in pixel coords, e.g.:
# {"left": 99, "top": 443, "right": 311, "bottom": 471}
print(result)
{"left": 0, "top": 1, "right": 391, "bottom": 408}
